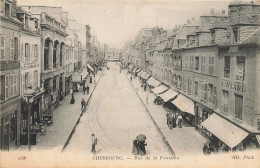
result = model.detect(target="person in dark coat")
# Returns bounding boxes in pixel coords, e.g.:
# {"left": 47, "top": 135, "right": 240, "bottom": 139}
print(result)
{"left": 81, "top": 98, "right": 86, "bottom": 110}
{"left": 70, "top": 93, "right": 75, "bottom": 104}
{"left": 86, "top": 85, "right": 90, "bottom": 94}
{"left": 83, "top": 85, "right": 86, "bottom": 95}
{"left": 138, "top": 141, "right": 147, "bottom": 156}
{"left": 132, "top": 139, "right": 139, "bottom": 155}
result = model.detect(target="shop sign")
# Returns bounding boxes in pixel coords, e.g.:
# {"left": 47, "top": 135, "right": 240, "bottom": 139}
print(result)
{"left": 0, "top": 61, "right": 19, "bottom": 71}
{"left": 221, "top": 80, "right": 246, "bottom": 93}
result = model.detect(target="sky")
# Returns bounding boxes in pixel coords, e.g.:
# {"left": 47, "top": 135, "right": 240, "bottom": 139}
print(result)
{"left": 17, "top": 0, "right": 232, "bottom": 48}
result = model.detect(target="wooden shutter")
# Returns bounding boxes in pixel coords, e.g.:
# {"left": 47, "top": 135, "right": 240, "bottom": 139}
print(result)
{"left": 17, "top": 38, "right": 20, "bottom": 60}
{"left": 21, "top": 43, "right": 24, "bottom": 61}
{"left": 213, "top": 86, "right": 217, "bottom": 105}
{"left": 5, "top": 75, "right": 8, "bottom": 99}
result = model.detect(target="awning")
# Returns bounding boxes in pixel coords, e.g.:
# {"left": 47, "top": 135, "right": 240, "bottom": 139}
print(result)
{"left": 171, "top": 94, "right": 194, "bottom": 115}
{"left": 159, "top": 89, "right": 178, "bottom": 102}
{"left": 201, "top": 113, "right": 249, "bottom": 148}
{"left": 140, "top": 72, "right": 147, "bottom": 78}
{"left": 147, "top": 77, "right": 161, "bottom": 87}
{"left": 133, "top": 67, "right": 138, "bottom": 73}
{"left": 72, "top": 71, "right": 88, "bottom": 82}
{"left": 137, "top": 71, "right": 144, "bottom": 77}
{"left": 136, "top": 69, "right": 141, "bottom": 73}
{"left": 143, "top": 73, "right": 151, "bottom": 80}
{"left": 151, "top": 84, "right": 169, "bottom": 95}
{"left": 256, "top": 135, "right": 260, "bottom": 145}
{"left": 87, "top": 64, "right": 94, "bottom": 72}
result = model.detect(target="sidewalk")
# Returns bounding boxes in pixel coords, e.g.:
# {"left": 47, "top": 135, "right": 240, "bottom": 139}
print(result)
{"left": 17, "top": 71, "right": 102, "bottom": 152}
{"left": 125, "top": 71, "right": 207, "bottom": 156}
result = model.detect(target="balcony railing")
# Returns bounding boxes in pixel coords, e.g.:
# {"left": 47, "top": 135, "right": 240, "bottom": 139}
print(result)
{"left": 222, "top": 105, "right": 228, "bottom": 113}
{"left": 236, "top": 74, "right": 244, "bottom": 81}
{"left": 41, "top": 13, "right": 66, "bottom": 34}
{"left": 224, "top": 69, "right": 230, "bottom": 78}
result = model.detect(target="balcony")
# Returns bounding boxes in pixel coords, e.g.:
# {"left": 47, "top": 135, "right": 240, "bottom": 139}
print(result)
{"left": 40, "top": 13, "right": 66, "bottom": 35}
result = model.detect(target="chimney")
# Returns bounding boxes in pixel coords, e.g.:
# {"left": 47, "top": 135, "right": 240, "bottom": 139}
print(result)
{"left": 210, "top": 8, "right": 214, "bottom": 15}
{"left": 175, "top": 25, "right": 177, "bottom": 29}
{"left": 187, "top": 19, "right": 191, "bottom": 24}
{"left": 222, "top": 9, "right": 225, "bottom": 15}
{"left": 192, "top": 17, "right": 194, "bottom": 21}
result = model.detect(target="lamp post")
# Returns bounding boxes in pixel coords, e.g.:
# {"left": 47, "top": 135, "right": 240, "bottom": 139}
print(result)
{"left": 24, "top": 88, "right": 36, "bottom": 151}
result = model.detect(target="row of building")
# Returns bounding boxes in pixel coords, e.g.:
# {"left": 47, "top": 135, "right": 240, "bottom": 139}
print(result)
{"left": 0, "top": 0, "right": 106, "bottom": 150}
{"left": 122, "top": 1, "right": 260, "bottom": 150}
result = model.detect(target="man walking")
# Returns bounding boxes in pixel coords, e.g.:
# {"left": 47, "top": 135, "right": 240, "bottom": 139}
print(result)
{"left": 81, "top": 98, "right": 86, "bottom": 111}
{"left": 91, "top": 134, "right": 98, "bottom": 154}
{"left": 86, "top": 85, "right": 90, "bottom": 95}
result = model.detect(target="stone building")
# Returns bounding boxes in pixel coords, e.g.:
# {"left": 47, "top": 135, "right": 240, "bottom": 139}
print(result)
{"left": 127, "top": 1, "right": 260, "bottom": 149}
{"left": 16, "top": 6, "right": 45, "bottom": 145}
{"left": 21, "top": 6, "right": 68, "bottom": 120}
{"left": 0, "top": 0, "right": 22, "bottom": 150}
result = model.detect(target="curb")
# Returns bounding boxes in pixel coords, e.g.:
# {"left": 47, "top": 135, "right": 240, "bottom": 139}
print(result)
{"left": 61, "top": 72, "right": 103, "bottom": 152}
{"left": 123, "top": 71, "right": 175, "bottom": 156}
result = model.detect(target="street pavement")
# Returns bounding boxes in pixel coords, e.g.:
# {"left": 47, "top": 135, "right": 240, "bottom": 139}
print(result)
{"left": 126, "top": 71, "right": 207, "bottom": 157}
{"left": 65, "top": 62, "right": 171, "bottom": 156}
{"left": 16, "top": 70, "right": 102, "bottom": 152}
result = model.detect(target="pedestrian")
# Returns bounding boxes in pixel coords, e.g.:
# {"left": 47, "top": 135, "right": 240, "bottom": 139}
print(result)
{"left": 86, "top": 85, "right": 89, "bottom": 94}
{"left": 83, "top": 85, "right": 86, "bottom": 95}
{"left": 81, "top": 98, "right": 86, "bottom": 110}
{"left": 177, "top": 114, "right": 183, "bottom": 128}
{"left": 138, "top": 141, "right": 147, "bottom": 156}
{"left": 70, "top": 93, "right": 75, "bottom": 104}
{"left": 132, "top": 138, "right": 139, "bottom": 155}
{"left": 91, "top": 134, "right": 98, "bottom": 154}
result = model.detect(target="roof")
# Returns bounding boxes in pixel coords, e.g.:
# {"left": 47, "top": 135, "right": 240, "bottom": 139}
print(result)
{"left": 238, "top": 28, "right": 260, "bottom": 45}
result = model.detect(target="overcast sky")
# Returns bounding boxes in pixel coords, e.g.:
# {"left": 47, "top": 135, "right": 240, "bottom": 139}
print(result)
{"left": 18, "top": 0, "right": 232, "bottom": 48}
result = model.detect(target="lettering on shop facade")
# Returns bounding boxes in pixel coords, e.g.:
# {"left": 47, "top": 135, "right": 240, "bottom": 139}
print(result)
{"left": 0, "top": 61, "right": 20, "bottom": 71}
{"left": 221, "top": 80, "right": 246, "bottom": 93}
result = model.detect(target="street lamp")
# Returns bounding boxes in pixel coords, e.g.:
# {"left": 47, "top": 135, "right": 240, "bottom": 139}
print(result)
{"left": 24, "top": 88, "right": 36, "bottom": 151}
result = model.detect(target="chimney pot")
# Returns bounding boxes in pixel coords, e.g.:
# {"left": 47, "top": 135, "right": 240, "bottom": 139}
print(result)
{"left": 222, "top": 9, "right": 225, "bottom": 15}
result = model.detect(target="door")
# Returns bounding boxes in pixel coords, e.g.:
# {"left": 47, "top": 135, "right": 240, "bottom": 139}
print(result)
{"left": 235, "top": 94, "right": 243, "bottom": 120}
{"left": 3, "top": 123, "right": 9, "bottom": 150}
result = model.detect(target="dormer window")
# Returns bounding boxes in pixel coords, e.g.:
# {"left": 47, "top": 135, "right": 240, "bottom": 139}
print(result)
{"left": 233, "top": 27, "right": 239, "bottom": 43}
{"left": 5, "top": 3, "right": 10, "bottom": 17}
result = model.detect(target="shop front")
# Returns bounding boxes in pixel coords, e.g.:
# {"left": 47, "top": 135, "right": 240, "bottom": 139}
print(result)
{"left": 0, "top": 97, "right": 21, "bottom": 150}
{"left": 171, "top": 94, "right": 195, "bottom": 126}
{"left": 65, "top": 75, "right": 72, "bottom": 97}
{"left": 147, "top": 77, "right": 161, "bottom": 90}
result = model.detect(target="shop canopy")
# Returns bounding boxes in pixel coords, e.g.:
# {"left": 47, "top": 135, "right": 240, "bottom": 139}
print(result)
{"left": 87, "top": 64, "right": 94, "bottom": 72}
{"left": 201, "top": 113, "right": 249, "bottom": 148}
{"left": 72, "top": 71, "right": 88, "bottom": 82}
{"left": 256, "top": 135, "right": 260, "bottom": 145}
{"left": 136, "top": 68, "right": 141, "bottom": 73}
{"left": 133, "top": 67, "right": 137, "bottom": 73}
{"left": 151, "top": 84, "right": 169, "bottom": 95}
{"left": 147, "top": 77, "right": 161, "bottom": 87}
{"left": 140, "top": 72, "right": 147, "bottom": 78}
{"left": 143, "top": 73, "right": 151, "bottom": 80}
{"left": 171, "top": 94, "right": 194, "bottom": 115}
{"left": 159, "top": 89, "right": 178, "bottom": 102}
{"left": 137, "top": 70, "right": 144, "bottom": 77}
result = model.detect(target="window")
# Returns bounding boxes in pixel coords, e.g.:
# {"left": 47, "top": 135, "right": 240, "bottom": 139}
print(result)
{"left": 34, "top": 44, "right": 38, "bottom": 60}
{"left": 0, "top": 76, "right": 5, "bottom": 100}
{"left": 209, "top": 56, "right": 215, "bottom": 75}
{"left": 5, "top": 75, "right": 9, "bottom": 99}
{"left": 188, "top": 78, "right": 192, "bottom": 95}
{"left": 194, "top": 81, "right": 198, "bottom": 97}
{"left": 5, "top": 3, "right": 10, "bottom": 17}
{"left": 183, "top": 77, "right": 187, "bottom": 92}
{"left": 53, "top": 77, "right": 57, "bottom": 91}
{"left": 14, "top": 74, "right": 17, "bottom": 95}
{"left": 235, "top": 94, "right": 243, "bottom": 120}
{"left": 25, "top": 43, "right": 30, "bottom": 60}
{"left": 10, "top": 74, "right": 14, "bottom": 97}
{"left": 201, "top": 82, "right": 207, "bottom": 102}
{"left": 224, "top": 56, "right": 231, "bottom": 78}
{"left": 208, "top": 84, "right": 217, "bottom": 105}
{"left": 25, "top": 72, "right": 30, "bottom": 89}
{"left": 211, "top": 29, "right": 215, "bottom": 44}
{"left": 185, "top": 55, "right": 189, "bottom": 69}
{"left": 190, "top": 56, "right": 194, "bottom": 70}
{"left": 10, "top": 37, "right": 14, "bottom": 60}
{"left": 178, "top": 75, "right": 182, "bottom": 89}
{"left": 195, "top": 57, "right": 199, "bottom": 70}
{"left": 233, "top": 28, "right": 239, "bottom": 43}
{"left": 1, "top": 36, "right": 4, "bottom": 59}
{"left": 236, "top": 56, "right": 245, "bottom": 81}
{"left": 222, "top": 90, "right": 229, "bottom": 113}
{"left": 34, "top": 71, "right": 38, "bottom": 87}
{"left": 201, "top": 56, "right": 206, "bottom": 72}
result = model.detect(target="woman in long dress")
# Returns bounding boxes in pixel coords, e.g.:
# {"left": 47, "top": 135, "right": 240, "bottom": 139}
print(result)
{"left": 138, "top": 141, "right": 147, "bottom": 156}
{"left": 132, "top": 139, "right": 139, "bottom": 155}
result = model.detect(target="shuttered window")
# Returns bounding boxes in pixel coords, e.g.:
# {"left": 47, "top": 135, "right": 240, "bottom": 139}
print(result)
{"left": 1, "top": 36, "right": 5, "bottom": 59}
{"left": 235, "top": 94, "right": 243, "bottom": 120}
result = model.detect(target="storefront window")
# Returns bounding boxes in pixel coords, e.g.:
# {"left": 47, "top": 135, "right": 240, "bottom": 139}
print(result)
{"left": 10, "top": 111, "right": 17, "bottom": 143}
